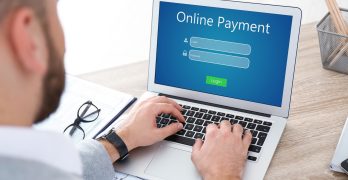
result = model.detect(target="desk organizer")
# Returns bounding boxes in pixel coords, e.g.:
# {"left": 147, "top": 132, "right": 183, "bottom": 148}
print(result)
{"left": 317, "top": 9, "right": 348, "bottom": 74}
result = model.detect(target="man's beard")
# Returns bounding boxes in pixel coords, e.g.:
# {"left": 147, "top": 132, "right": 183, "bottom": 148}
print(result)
{"left": 34, "top": 28, "right": 65, "bottom": 124}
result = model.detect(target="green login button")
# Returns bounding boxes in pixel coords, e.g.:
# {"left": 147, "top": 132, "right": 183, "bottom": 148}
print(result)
{"left": 206, "top": 76, "right": 227, "bottom": 87}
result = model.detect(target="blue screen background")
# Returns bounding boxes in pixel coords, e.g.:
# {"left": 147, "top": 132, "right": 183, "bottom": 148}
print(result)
{"left": 155, "top": 2, "right": 293, "bottom": 107}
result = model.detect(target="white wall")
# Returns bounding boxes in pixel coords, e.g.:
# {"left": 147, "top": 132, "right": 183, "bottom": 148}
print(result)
{"left": 58, "top": 0, "right": 348, "bottom": 75}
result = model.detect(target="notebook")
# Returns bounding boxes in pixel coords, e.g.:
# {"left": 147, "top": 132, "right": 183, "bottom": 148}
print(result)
{"left": 34, "top": 75, "right": 137, "bottom": 141}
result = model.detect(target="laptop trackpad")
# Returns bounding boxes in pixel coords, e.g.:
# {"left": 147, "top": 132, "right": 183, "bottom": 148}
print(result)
{"left": 144, "top": 145, "right": 200, "bottom": 180}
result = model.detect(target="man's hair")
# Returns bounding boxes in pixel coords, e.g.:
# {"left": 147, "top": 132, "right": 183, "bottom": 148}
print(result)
{"left": 0, "top": 0, "right": 46, "bottom": 25}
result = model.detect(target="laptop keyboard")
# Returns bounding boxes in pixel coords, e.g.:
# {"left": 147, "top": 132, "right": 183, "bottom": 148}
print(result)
{"left": 156, "top": 104, "right": 273, "bottom": 162}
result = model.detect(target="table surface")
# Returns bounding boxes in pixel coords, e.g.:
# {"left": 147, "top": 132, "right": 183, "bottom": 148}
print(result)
{"left": 79, "top": 23, "right": 348, "bottom": 179}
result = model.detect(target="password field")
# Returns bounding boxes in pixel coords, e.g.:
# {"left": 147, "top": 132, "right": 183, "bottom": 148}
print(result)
{"left": 189, "top": 50, "right": 250, "bottom": 69}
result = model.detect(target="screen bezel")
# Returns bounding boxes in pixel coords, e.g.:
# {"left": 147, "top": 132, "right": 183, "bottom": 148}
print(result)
{"left": 148, "top": 0, "right": 302, "bottom": 118}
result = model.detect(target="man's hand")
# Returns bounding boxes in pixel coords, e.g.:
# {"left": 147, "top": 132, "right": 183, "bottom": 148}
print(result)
{"left": 116, "top": 96, "right": 185, "bottom": 152}
{"left": 191, "top": 121, "right": 252, "bottom": 180}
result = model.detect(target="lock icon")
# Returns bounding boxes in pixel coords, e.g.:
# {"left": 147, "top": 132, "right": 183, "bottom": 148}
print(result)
{"left": 182, "top": 50, "right": 188, "bottom": 56}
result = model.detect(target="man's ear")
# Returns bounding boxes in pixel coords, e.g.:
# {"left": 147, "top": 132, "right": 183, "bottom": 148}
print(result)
{"left": 9, "top": 7, "right": 48, "bottom": 75}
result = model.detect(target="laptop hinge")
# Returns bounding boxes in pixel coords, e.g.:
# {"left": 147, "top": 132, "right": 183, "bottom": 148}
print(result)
{"left": 159, "top": 93, "right": 271, "bottom": 118}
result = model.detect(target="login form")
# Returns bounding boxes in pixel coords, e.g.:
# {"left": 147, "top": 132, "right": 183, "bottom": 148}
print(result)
{"left": 154, "top": 2, "right": 293, "bottom": 107}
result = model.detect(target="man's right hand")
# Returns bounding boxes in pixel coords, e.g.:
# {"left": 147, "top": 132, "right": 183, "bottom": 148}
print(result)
{"left": 191, "top": 121, "right": 252, "bottom": 180}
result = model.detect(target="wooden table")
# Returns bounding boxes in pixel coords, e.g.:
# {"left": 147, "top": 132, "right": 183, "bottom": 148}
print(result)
{"left": 79, "top": 23, "right": 348, "bottom": 179}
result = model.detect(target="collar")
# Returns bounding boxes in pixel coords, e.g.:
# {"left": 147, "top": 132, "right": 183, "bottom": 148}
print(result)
{"left": 0, "top": 127, "right": 83, "bottom": 176}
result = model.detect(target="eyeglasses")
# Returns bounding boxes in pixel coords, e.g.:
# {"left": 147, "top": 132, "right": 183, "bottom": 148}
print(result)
{"left": 63, "top": 101, "right": 101, "bottom": 140}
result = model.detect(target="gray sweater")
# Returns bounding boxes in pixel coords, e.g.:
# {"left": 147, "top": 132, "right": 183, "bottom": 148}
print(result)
{"left": 0, "top": 139, "right": 115, "bottom": 180}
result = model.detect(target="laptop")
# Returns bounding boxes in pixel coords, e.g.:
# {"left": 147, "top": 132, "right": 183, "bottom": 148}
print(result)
{"left": 116, "top": 0, "right": 301, "bottom": 179}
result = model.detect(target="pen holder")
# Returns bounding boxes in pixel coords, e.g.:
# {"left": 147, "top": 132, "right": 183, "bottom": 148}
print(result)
{"left": 317, "top": 9, "right": 348, "bottom": 74}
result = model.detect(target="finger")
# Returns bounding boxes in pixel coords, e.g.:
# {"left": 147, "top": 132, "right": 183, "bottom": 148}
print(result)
{"left": 243, "top": 130, "right": 252, "bottom": 147}
{"left": 156, "top": 122, "right": 183, "bottom": 139}
{"left": 150, "top": 96, "right": 182, "bottom": 111}
{"left": 192, "top": 139, "right": 203, "bottom": 161}
{"left": 205, "top": 123, "right": 218, "bottom": 139}
{"left": 232, "top": 124, "right": 244, "bottom": 137}
{"left": 153, "top": 103, "right": 185, "bottom": 123}
{"left": 219, "top": 120, "right": 232, "bottom": 132}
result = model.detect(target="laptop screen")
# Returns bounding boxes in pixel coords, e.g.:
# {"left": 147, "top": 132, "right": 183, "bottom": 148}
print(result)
{"left": 154, "top": 1, "right": 293, "bottom": 107}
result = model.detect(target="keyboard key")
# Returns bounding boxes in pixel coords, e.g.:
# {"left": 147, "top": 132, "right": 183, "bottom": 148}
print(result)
{"left": 181, "top": 109, "right": 187, "bottom": 115}
{"left": 186, "top": 117, "right": 196, "bottom": 123}
{"left": 185, "top": 131, "right": 195, "bottom": 138}
{"left": 194, "top": 133, "right": 204, "bottom": 139}
{"left": 238, "top": 121, "right": 247, "bottom": 127}
{"left": 177, "top": 129, "right": 186, "bottom": 135}
{"left": 183, "top": 105, "right": 191, "bottom": 109}
{"left": 257, "top": 137, "right": 266, "bottom": 146}
{"left": 160, "top": 118, "right": 169, "bottom": 125}
{"left": 203, "top": 114, "right": 212, "bottom": 120}
{"left": 186, "top": 111, "right": 195, "bottom": 117}
{"left": 211, "top": 116, "right": 220, "bottom": 122}
{"left": 185, "top": 124, "right": 194, "bottom": 130}
{"left": 194, "top": 119, "right": 204, "bottom": 125}
{"left": 256, "top": 125, "right": 270, "bottom": 132}
{"left": 235, "top": 116, "right": 244, "bottom": 120}
{"left": 257, "top": 132, "right": 267, "bottom": 146}
{"left": 208, "top": 110, "right": 217, "bottom": 115}
{"left": 248, "top": 145, "right": 261, "bottom": 153}
{"left": 166, "top": 135, "right": 195, "bottom": 146}
{"left": 156, "top": 117, "right": 162, "bottom": 123}
{"left": 191, "top": 107, "right": 199, "bottom": 111}
{"left": 217, "top": 112, "right": 225, "bottom": 116}
{"left": 194, "top": 112, "right": 203, "bottom": 118}
{"left": 254, "top": 119, "right": 263, "bottom": 124}
{"left": 162, "top": 114, "right": 170, "bottom": 118}
{"left": 200, "top": 109, "right": 208, "bottom": 113}
{"left": 251, "top": 138, "right": 257, "bottom": 144}
{"left": 220, "top": 118, "right": 229, "bottom": 122}
{"left": 232, "top": 119, "right": 239, "bottom": 124}
{"left": 229, "top": 119, "right": 234, "bottom": 124}
{"left": 193, "top": 125, "right": 203, "bottom": 132}
{"left": 183, "top": 116, "right": 188, "bottom": 120}
{"left": 246, "top": 123, "right": 256, "bottom": 129}
{"left": 157, "top": 124, "right": 162, "bottom": 128}
{"left": 203, "top": 121, "right": 213, "bottom": 126}
{"left": 251, "top": 130, "right": 258, "bottom": 137}
{"left": 169, "top": 116, "right": 177, "bottom": 120}
{"left": 263, "top": 121, "right": 272, "bottom": 126}
{"left": 202, "top": 127, "right": 206, "bottom": 133}
{"left": 247, "top": 156, "right": 257, "bottom": 161}
{"left": 244, "top": 118, "right": 253, "bottom": 122}
{"left": 226, "top": 114, "right": 235, "bottom": 118}
{"left": 258, "top": 132, "right": 267, "bottom": 139}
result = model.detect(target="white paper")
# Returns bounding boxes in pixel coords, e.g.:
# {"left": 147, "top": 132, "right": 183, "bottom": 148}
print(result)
{"left": 113, "top": 171, "right": 142, "bottom": 180}
{"left": 330, "top": 117, "right": 348, "bottom": 173}
{"left": 34, "top": 75, "right": 135, "bottom": 141}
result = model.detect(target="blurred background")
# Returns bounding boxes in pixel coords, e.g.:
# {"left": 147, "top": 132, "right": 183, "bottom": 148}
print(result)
{"left": 58, "top": 0, "right": 348, "bottom": 75}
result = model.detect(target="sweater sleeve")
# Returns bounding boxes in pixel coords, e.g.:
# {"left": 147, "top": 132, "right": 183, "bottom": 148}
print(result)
{"left": 77, "top": 139, "right": 115, "bottom": 180}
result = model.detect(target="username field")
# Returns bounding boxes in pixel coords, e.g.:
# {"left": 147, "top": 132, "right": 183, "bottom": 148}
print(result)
{"left": 190, "top": 37, "right": 251, "bottom": 56}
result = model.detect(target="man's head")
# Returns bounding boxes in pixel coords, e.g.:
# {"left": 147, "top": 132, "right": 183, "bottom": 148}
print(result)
{"left": 0, "top": 0, "right": 65, "bottom": 125}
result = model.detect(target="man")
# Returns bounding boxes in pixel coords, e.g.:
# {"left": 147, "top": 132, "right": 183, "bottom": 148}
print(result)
{"left": 0, "top": 0, "right": 252, "bottom": 180}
